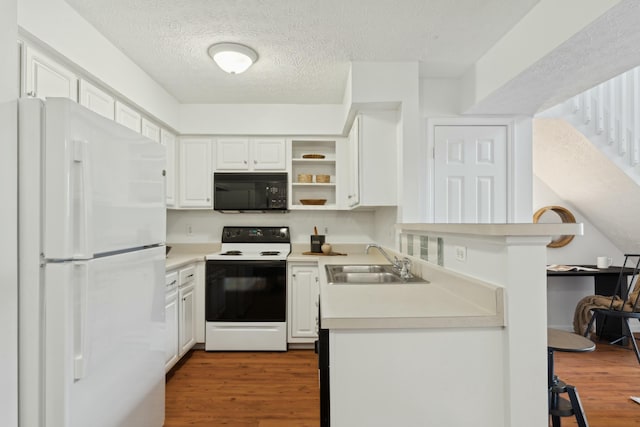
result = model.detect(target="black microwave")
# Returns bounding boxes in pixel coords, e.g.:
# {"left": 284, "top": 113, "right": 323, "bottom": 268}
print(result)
{"left": 213, "top": 172, "right": 288, "bottom": 212}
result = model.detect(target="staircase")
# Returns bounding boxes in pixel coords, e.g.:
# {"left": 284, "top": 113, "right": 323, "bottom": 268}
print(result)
{"left": 540, "top": 66, "right": 640, "bottom": 185}
{"left": 535, "top": 66, "right": 640, "bottom": 254}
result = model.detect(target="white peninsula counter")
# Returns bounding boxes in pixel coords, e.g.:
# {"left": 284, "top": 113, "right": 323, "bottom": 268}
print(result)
{"left": 319, "top": 223, "right": 582, "bottom": 427}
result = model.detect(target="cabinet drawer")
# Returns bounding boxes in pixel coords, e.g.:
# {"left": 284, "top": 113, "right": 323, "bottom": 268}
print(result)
{"left": 165, "top": 271, "right": 178, "bottom": 291}
{"left": 179, "top": 265, "right": 196, "bottom": 286}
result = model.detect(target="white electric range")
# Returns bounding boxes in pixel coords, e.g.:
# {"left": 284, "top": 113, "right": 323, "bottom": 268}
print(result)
{"left": 204, "top": 226, "right": 291, "bottom": 351}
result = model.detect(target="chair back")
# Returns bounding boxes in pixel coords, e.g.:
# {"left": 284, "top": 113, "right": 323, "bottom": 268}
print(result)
{"left": 609, "top": 254, "right": 640, "bottom": 312}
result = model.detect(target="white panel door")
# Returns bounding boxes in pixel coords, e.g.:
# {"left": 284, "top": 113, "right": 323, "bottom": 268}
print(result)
{"left": 23, "top": 98, "right": 166, "bottom": 258}
{"left": 78, "top": 80, "right": 114, "bottom": 120}
{"left": 252, "top": 138, "right": 286, "bottom": 170}
{"left": 434, "top": 125, "right": 507, "bottom": 223}
{"left": 115, "top": 101, "right": 141, "bottom": 133}
{"left": 43, "top": 247, "right": 165, "bottom": 427}
{"left": 24, "top": 45, "right": 78, "bottom": 101}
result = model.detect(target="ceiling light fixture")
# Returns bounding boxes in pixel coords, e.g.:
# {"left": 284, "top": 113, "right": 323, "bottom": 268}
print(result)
{"left": 207, "top": 42, "right": 258, "bottom": 74}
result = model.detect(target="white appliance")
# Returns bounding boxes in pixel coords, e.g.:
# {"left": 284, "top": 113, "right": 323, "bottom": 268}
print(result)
{"left": 205, "top": 226, "right": 290, "bottom": 351}
{"left": 18, "top": 98, "right": 166, "bottom": 427}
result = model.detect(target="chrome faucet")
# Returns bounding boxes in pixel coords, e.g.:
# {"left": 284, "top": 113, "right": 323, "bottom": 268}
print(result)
{"left": 365, "top": 244, "right": 413, "bottom": 280}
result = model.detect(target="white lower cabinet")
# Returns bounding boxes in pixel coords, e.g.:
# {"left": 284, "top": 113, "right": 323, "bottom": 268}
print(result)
{"left": 287, "top": 262, "right": 320, "bottom": 343}
{"left": 165, "top": 271, "right": 179, "bottom": 372}
{"left": 178, "top": 265, "right": 197, "bottom": 356}
{"left": 165, "top": 263, "right": 198, "bottom": 372}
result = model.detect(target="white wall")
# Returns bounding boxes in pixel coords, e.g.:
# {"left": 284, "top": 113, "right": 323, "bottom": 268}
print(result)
{"left": 167, "top": 209, "right": 378, "bottom": 245}
{"left": 0, "top": 0, "right": 18, "bottom": 425}
{"left": 533, "top": 176, "right": 624, "bottom": 331}
{"left": 179, "top": 104, "right": 345, "bottom": 135}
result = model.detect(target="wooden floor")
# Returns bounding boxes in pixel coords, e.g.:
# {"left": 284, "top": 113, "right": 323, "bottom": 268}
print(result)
{"left": 553, "top": 336, "right": 640, "bottom": 426}
{"left": 165, "top": 342, "right": 640, "bottom": 427}
{"left": 164, "top": 349, "right": 320, "bottom": 427}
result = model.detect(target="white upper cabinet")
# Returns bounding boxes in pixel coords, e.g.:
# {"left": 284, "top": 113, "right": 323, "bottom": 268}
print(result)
{"left": 161, "top": 129, "right": 177, "bottom": 207}
{"left": 252, "top": 138, "right": 287, "bottom": 170}
{"left": 79, "top": 79, "right": 115, "bottom": 120}
{"left": 178, "top": 138, "right": 214, "bottom": 208}
{"left": 23, "top": 45, "right": 78, "bottom": 101}
{"left": 216, "top": 137, "right": 286, "bottom": 171}
{"left": 142, "top": 118, "right": 161, "bottom": 143}
{"left": 216, "top": 138, "right": 250, "bottom": 170}
{"left": 115, "top": 101, "right": 142, "bottom": 133}
{"left": 345, "top": 111, "right": 398, "bottom": 208}
{"left": 346, "top": 116, "right": 360, "bottom": 208}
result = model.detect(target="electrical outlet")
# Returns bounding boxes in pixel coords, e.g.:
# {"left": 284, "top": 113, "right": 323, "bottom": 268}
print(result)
{"left": 324, "top": 227, "right": 329, "bottom": 234}
{"left": 455, "top": 245, "right": 467, "bottom": 262}
{"left": 186, "top": 224, "right": 193, "bottom": 235}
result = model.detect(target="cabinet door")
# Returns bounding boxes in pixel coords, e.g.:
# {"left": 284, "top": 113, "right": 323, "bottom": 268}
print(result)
{"left": 347, "top": 117, "right": 360, "bottom": 207}
{"left": 79, "top": 79, "right": 115, "bottom": 120}
{"left": 142, "top": 118, "right": 161, "bottom": 143}
{"left": 252, "top": 138, "right": 286, "bottom": 170}
{"left": 161, "top": 129, "right": 177, "bottom": 207}
{"left": 178, "top": 283, "right": 196, "bottom": 356}
{"left": 24, "top": 45, "right": 78, "bottom": 101}
{"left": 358, "top": 112, "right": 398, "bottom": 206}
{"left": 216, "top": 138, "right": 250, "bottom": 170}
{"left": 165, "top": 288, "right": 179, "bottom": 372}
{"left": 288, "top": 263, "right": 320, "bottom": 341}
{"left": 178, "top": 138, "right": 213, "bottom": 208}
{"left": 115, "top": 101, "right": 141, "bottom": 133}
{"left": 433, "top": 125, "right": 507, "bottom": 223}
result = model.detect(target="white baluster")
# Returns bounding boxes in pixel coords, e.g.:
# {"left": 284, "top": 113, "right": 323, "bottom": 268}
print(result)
{"left": 633, "top": 68, "right": 640, "bottom": 165}
{"left": 596, "top": 83, "right": 605, "bottom": 134}
{"left": 608, "top": 79, "right": 616, "bottom": 145}
{"left": 619, "top": 72, "right": 628, "bottom": 156}
{"left": 571, "top": 95, "right": 580, "bottom": 114}
{"left": 583, "top": 90, "right": 592, "bottom": 125}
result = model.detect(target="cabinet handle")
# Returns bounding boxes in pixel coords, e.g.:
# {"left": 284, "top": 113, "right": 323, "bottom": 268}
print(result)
{"left": 253, "top": 160, "right": 257, "bottom": 164}
{"left": 348, "top": 195, "right": 353, "bottom": 199}
{"left": 206, "top": 197, "right": 210, "bottom": 202}
{"left": 292, "top": 274, "right": 296, "bottom": 278}
{"left": 187, "top": 274, "right": 194, "bottom": 279}
{"left": 244, "top": 160, "right": 247, "bottom": 164}
{"left": 27, "top": 91, "right": 36, "bottom": 97}
{"left": 169, "top": 280, "right": 177, "bottom": 286}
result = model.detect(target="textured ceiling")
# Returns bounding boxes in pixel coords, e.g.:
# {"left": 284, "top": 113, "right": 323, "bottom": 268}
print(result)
{"left": 64, "top": 0, "right": 539, "bottom": 104}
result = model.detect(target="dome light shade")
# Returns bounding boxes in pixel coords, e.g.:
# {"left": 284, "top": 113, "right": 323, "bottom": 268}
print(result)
{"left": 208, "top": 43, "right": 258, "bottom": 74}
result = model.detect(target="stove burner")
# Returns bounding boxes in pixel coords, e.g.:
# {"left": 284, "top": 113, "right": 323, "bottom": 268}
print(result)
{"left": 260, "top": 251, "right": 281, "bottom": 256}
{"left": 221, "top": 250, "right": 242, "bottom": 256}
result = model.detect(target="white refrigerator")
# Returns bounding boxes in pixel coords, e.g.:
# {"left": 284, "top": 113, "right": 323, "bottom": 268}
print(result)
{"left": 18, "top": 98, "right": 167, "bottom": 427}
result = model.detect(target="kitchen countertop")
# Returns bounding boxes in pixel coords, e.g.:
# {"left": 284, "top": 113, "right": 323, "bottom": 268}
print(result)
{"left": 316, "top": 253, "right": 504, "bottom": 330}
{"left": 165, "top": 243, "right": 218, "bottom": 270}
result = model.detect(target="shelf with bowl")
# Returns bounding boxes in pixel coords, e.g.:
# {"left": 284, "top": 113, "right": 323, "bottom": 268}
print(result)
{"left": 290, "top": 139, "right": 337, "bottom": 210}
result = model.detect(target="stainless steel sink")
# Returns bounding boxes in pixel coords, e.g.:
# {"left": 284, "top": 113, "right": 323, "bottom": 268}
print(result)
{"left": 325, "top": 264, "right": 429, "bottom": 285}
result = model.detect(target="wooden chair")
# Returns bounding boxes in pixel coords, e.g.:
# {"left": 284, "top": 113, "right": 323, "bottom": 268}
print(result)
{"left": 583, "top": 254, "right": 640, "bottom": 364}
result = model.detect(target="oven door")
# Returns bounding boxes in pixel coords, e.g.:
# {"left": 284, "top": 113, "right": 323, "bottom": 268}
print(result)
{"left": 205, "top": 260, "right": 286, "bottom": 322}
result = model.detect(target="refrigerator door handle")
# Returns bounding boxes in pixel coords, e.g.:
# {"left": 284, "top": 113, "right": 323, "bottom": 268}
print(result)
{"left": 73, "top": 262, "right": 89, "bottom": 380}
{"left": 73, "top": 139, "right": 93, "bottom": 259}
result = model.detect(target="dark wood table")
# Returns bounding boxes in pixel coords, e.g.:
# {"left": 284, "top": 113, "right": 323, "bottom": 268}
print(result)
{"left": 547, "top": 265, "right": 637, "bottom": 342}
